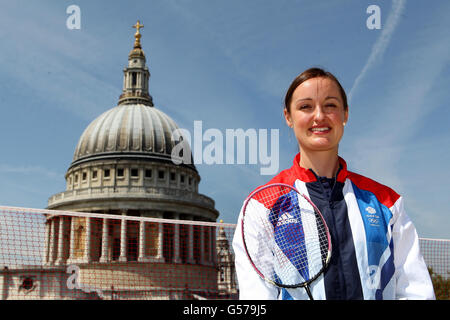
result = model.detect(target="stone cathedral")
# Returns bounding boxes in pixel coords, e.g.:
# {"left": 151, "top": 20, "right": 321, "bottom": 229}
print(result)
{"left": 0, "top": 21, "right": 237, "bottom": 300}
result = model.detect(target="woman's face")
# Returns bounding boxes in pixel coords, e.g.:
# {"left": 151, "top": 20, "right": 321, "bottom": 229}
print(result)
{"left": 284, "top": 77, "right": 348, "bottom": 154}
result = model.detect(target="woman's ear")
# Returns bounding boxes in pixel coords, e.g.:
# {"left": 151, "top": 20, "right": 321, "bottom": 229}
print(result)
{"left": 284, "top": 108, "right": 293, "bottom": 128}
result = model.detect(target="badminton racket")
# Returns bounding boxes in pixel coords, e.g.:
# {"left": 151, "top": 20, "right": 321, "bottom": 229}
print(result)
{"left": 241, "top": 183, "right": 332, "bottom": 300}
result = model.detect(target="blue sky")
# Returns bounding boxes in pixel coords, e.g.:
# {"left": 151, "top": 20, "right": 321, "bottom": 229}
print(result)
{"left": 0, "top": 0, "right": 449, "bottom": 239}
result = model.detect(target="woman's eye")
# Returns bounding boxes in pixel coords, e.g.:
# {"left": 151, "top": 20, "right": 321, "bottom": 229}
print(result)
{"left": 326, "top": 103, "right": 336, "bottom": 108}
{"left": 299, "top": 104, "right": 311, "bottom": 110}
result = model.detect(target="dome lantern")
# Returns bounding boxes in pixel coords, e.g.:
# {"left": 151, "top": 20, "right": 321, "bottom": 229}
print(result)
{"left": 118, "top": 20, "right": 153, "bottom": 106}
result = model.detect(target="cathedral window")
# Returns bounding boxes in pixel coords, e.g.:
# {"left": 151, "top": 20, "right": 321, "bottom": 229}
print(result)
{"left": 20, "top": 277, "right": 34, "bottom": 291}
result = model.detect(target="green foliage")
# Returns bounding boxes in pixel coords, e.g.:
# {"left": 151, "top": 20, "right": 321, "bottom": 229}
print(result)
{"left": 428, "top": 268, "right": 450, "bottom": 300}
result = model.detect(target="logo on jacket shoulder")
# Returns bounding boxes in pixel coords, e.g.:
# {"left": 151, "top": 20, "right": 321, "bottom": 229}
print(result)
{"left": 365, "top": 206, "right": 380, "bottom": 227}
{"left": 366, "top": 206, "right": 376, "bottom": 214}
{"left": 276, "top": 212, "right": 298, "bottom": 227}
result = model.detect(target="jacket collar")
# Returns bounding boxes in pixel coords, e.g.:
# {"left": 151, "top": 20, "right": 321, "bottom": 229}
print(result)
{"left": 291, "top": 153, "right": 349, "bottom": 183}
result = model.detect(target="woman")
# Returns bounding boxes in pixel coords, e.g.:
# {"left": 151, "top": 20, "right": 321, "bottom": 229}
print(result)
{"left": 232, "top": 68, "right": 435, "bottom": 300}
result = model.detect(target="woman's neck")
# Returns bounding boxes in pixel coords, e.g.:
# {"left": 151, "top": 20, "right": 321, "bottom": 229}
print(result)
{"left": 299, "top": 149, "right": 340, "bottom": 178}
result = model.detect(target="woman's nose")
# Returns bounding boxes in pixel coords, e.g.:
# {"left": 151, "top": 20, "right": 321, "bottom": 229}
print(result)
{"left": 313, "top": 105, "right": 325, "bottom": 121}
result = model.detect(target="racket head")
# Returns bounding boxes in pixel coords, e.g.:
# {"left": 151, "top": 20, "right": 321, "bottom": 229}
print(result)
{"left": 241, "top": 183, "right": 332, "bottom": 289}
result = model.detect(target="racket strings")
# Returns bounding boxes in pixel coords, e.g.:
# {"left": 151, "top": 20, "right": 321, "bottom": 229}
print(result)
{"left": 243, "top": 185, "right": 330, "bottom": 287}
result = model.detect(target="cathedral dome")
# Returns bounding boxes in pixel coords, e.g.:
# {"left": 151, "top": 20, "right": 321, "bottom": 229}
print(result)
{"left": 71, "top": 104, "right": 182, "bottom": 167}
{"left": 48, "top": 20, "right": 216, "bottom": 222}
{"left": 69, "top": 20, "right": 190, "bottom": 170}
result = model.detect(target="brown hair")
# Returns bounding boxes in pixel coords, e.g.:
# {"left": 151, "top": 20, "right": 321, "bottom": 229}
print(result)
{"left": 284, "top": 67, "right": 348, "bottom": 113}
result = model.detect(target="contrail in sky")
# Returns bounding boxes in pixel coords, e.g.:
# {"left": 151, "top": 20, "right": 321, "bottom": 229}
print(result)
{"left": 349, "top": 0, "right": 406, "bottom": 102}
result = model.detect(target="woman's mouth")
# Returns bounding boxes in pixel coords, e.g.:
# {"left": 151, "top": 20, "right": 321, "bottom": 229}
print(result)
{"left": 310, "top": 126, "right": 331, "bottom": 134}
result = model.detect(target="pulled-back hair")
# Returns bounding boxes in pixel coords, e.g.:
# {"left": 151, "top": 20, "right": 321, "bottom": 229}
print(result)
{"left": 284, "top": 68, "right": 348, "bottom": 112}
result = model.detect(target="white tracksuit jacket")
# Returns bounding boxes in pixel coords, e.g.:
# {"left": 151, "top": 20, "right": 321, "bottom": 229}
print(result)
{"left": 232, "top": 154, "right": 435, "bottom": 300}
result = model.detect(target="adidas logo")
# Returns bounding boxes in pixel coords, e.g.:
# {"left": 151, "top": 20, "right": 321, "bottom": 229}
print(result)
{"left": 276, "top": 212, "right": 298, "bottom": 227}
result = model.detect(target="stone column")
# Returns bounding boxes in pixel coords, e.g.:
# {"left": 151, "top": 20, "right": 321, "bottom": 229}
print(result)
{"left": 0, "top": 267, "right": 9, "bottom": 300}
{"left": 138, "top": 219, "right": 146, "bottom": 262}
{"left": 119, "top": 211, "right": 127, "bottom": 262}
{"left": 211, "top": 226, "right": 217, "bottom": 266}
{"left": 55, "top": 217, "right": 66, "bottom": 265}
{"left": 43, "top": 219, "right": 51, "bottom": 265}
{"left": 204, "top": 225, "right": 213, "bottom": 266}
{"left": 83, "top": 216, "right": 92, "bottom": 263}
{"left": 48, "top": 218, "right": 57, "bottom": 265}
{"left": 200, "top": 225, "right": 205, "bottom": 265}
{"left": 173, "top": 213, "right": 181, "bottom": 264}
{"left": 187, "top": 216, "right": 195, "bottom": 264}
{"left": 155, "top": 212, "right": 164, "bottom": 262}
{"left": 68, "top": 216, "right": 76, "bottom": 263}
{"left": 99, "top": 218, "right": 109, "bottom": 263}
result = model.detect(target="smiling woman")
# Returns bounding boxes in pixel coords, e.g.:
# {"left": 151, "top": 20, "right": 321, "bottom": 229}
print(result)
{"left": 232, "top": 67, "right": 436, "bottom": 300}
{"left": 283, "top": 68, "right": 348, "bottom": 178}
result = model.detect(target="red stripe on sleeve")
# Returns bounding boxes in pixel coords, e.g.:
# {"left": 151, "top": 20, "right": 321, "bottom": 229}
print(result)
{"left": 347, "top": 171, "right": 400, "bottom": 208}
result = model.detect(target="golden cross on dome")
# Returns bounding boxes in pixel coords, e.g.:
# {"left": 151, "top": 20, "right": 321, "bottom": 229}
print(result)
{"left": 132, "top": 20, "right": 144, "bottom": 48}
{"left": 133, "top": 20, "right": 144, "bottom": 33}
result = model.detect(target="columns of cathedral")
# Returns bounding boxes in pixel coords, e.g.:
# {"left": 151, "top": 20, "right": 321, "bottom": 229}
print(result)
{"left": 68, "top": 216, "right": 75, "bottom": 263}
{"left": 187, "top": 217, "right": 195, "bottom": 264}
{"left": 55, "top": 217, "right": 65, "bottom": 265}
{"left": 118, "top": 210, "right": 128, "bottom": 262}
{"left": 43, "top": 212, "right": 217, "bottom": 267}
{"left": 155, "top": 212, "right": 164, "bottom": 262}
{"left": 138, "top": 219, "right": 146, "bottom": 262}
{"left": 48, "top": 217, "right": 57, "bottom": 264}
{"left": 211, "top": 226, "right": 217, "bottom": 265}
{"left": 83, "top": 216, "right": 92, "bottom": 263}
{"left": 99, "top": 218, "right": 109, "bottom": 263}
{"left": 43, "top": 218, "right": 51, "bottom": 265}
{"left": 173, "top": 213, "right": 182, "bottom": 264}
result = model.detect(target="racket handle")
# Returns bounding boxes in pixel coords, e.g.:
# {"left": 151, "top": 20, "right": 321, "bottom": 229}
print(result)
{"left": 304, "top": 284, "right": 314, "bottom": 300}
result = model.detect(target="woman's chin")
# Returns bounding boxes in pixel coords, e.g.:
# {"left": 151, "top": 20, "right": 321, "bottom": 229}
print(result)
{"left": 299, "top": 142, "right": 338, "bottom": 153}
